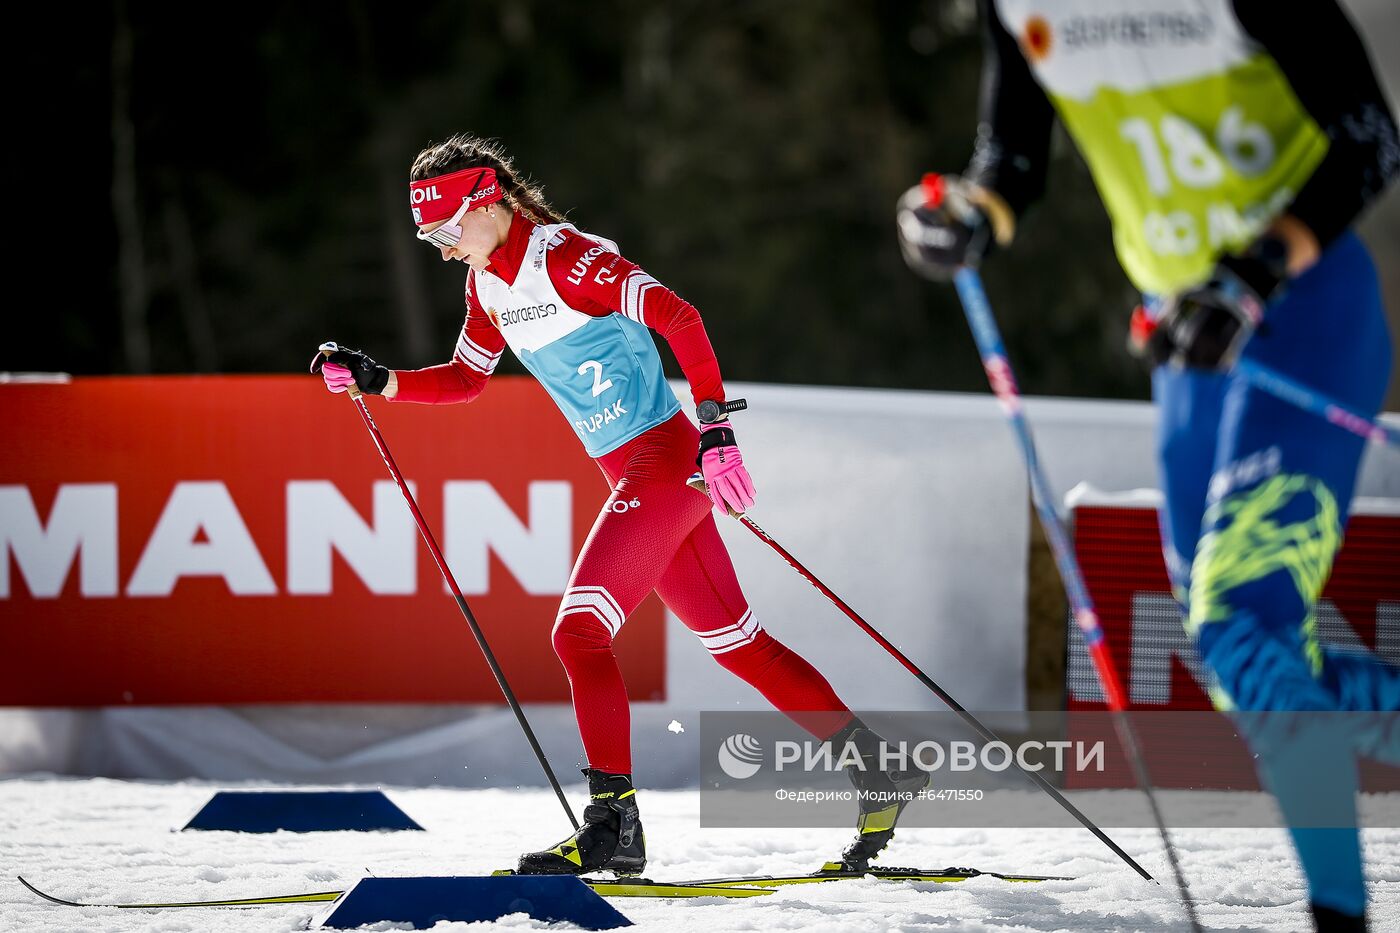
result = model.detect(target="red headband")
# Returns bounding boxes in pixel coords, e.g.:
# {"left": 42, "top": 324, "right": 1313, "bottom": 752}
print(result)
{"left": 409, "top": 167, "right": 504, "bottom": 225}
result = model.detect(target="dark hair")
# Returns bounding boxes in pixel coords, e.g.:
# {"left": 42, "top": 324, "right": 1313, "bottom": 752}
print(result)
{"left": 411, "top": 134, "right": 565, "bottom": 226}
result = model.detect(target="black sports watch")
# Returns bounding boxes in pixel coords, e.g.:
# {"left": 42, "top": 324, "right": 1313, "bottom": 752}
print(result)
{"left": 697, "top": 398, "right": 748, "bottom": 424}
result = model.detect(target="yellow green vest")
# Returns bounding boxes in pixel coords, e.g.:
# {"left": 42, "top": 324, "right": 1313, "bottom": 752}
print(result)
{"left": 994, "top": 0, "right": 1328, "bottom": 293}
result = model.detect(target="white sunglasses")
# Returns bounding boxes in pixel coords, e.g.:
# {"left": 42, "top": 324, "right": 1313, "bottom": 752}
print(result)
{"left": 416, "top": 197, "right": 473, "bottom": 249}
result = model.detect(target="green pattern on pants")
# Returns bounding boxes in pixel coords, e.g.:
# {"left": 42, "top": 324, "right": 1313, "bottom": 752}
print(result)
{"left": 1188, "top": 473, "right": 1341, "bottom": 667}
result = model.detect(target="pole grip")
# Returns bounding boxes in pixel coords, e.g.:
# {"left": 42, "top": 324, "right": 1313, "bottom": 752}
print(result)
{"left": 318, "top": 341, "right": 363, "bottom": 400}
{"left": 686, "top": 473, "right": 742, "bottom": 518}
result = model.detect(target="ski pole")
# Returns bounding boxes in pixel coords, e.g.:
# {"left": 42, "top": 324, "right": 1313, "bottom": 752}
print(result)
{"left": 1234, "top": 357, "right": 1400, "bottom": 449}
{"left": 688, "top": 479, "right": 1157, "bottom": 883}
{"left": 319, "top": 343, "right": 578, "bottom": 830}
{"left": 950, "top": 269, "right": 1201, "bottom": 930}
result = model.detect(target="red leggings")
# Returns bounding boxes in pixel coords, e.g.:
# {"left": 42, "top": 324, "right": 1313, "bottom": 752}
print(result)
{"left": 552, "top": 412, "right": 852, "bottom": 774}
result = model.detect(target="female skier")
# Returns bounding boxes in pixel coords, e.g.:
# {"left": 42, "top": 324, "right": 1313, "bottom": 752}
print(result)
{"left": 896, "top": 2, "right": 1398, "bottom": 930}
{"left": 314, "top": 135, "right": 926, "bottom": 876}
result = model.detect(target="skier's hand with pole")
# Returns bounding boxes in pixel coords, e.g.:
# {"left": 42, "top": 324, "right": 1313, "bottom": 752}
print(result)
{"left": 696, "top": 420, "right": 756, "bottom": 516}
{"left": 896, "top": 173, "right": 1014, "bottom": 281}
{"left": 1130, "top": 236, "right": 1290, "bottom": 371}
{"left": 310, "top": 342, "right": 393, "bottom": 396}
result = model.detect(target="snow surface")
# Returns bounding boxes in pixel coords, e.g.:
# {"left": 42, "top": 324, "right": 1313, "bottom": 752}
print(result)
{"left": 2, "top": 777, "right": 1397, "bottom": 932}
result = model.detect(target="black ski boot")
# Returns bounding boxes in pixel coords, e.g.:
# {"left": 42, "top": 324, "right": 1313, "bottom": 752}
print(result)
{"left": 830, "top": 720, "right": 930, "bottom": 870}
{"left": 517, "top": 770, "right": 646, "bottom": 876}
{"left": 1310, "top": 904, "right": 1367, "bottom": 933}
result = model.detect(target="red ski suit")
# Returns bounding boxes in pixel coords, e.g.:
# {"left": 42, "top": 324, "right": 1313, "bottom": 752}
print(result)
{"left": 392, "top": 216, "right": 851, "bottom": 773}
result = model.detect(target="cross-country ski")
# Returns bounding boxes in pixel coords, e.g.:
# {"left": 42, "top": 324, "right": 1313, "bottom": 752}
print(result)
{"left": 16, "top": 863, "right": 1075, "bottom": 911}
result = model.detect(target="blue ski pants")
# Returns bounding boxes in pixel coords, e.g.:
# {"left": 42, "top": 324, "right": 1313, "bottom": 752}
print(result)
{"left": 1152, "top": 230, "right": 1400, "bottom": 916}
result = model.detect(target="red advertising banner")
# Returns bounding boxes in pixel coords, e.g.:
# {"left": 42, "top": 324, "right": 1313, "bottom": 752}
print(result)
{"left": 1065, "top": 496, "right": 1399, "bottom": 789}
{"left": 0, "top": 377, "right": 666, "bottom": 706}
{"left": 1068, "top": 503, "right": 1399, "bottom": 712}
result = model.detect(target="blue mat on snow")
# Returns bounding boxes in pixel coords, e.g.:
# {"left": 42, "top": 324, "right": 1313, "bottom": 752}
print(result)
{"left": 181, "top": 790, "right": 424, "bottom": 832}
{"left": 319, "top": 876, "right": 631, "bottom": 929}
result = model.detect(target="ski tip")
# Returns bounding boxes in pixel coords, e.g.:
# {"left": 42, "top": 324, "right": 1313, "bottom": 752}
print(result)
{"left": 17, "top": 876, "right": 77, "bottom": 907}
{"left": 980, "top": 871, "right": 1075, "bottom": 883}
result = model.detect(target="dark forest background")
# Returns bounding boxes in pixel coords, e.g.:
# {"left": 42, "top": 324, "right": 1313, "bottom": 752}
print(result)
{"left": 9, "top": 1, "right": 1399, "bottom": 405}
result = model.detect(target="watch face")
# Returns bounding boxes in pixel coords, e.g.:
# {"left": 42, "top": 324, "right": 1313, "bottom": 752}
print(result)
{"left": 698, "top": 400, "right": 722, "bottom": 423}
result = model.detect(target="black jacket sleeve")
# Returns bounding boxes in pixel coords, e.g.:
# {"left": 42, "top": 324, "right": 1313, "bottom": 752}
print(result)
{"left": 1233, "top": 0, "right": 1399, "bottom": 248}
{"left": 964, "top": 0, "right": 1057, "bottom": 218}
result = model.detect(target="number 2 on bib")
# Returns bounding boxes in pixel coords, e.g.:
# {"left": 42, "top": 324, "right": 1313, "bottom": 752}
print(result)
{"left": 578, "top": 360, "right": 615, "bottom": 398}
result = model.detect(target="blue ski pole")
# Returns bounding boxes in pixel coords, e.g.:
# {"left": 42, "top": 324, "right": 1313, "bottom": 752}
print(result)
{"left": 951, "top": 267, "right": 1202, "bottom": 931}
{"left": 1234, "top": 357, "right": 1400, "bottom": 449}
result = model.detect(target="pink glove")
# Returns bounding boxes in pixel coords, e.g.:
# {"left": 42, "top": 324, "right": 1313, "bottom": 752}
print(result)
{"left": 319, "top": 361, "right": 356, "bottom": 394}
{"left": 698, "top": 421, "right": 756, "bottom": 515}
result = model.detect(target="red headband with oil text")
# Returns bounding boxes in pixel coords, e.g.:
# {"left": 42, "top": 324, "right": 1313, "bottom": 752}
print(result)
{"left": 408, "top": 167, "right": 504, "bottom": 225}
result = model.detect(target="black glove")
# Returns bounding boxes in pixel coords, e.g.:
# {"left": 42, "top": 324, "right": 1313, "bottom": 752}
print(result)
{"left": 896, "top": 173, "right": 1005, "bottom": 282}
{"left": 309, "top": 343, "right": 390, "bottom": 395}
{"left": 1136, "top": 238, "right": 1289, "bottom": 371}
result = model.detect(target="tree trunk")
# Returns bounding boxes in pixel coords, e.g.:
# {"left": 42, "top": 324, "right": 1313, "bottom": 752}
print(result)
{"left": 111, "top": 0, "right": 151, "bottom": 373}
{"left": 350, "top": 0, "right": 433, "bottom": 364}
{"left": 162, "top": 197, "right": 219, "bottom": 372}
{"left": 379, "top": 135, "right": 434, "bottom": 363}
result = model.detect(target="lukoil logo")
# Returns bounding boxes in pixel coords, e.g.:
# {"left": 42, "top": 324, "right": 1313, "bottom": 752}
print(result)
{"left": 467, "top": 183, "right": 499, "bottom": 204}
{"left": 717, "top": 733, "right": 764, "bottom": 779}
